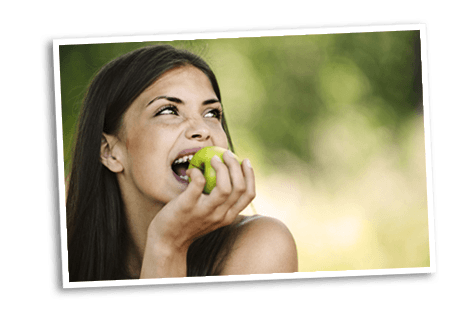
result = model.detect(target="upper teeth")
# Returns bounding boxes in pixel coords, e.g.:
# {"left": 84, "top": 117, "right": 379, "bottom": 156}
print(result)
{"left": 173, "top": 154, "right": 194, "bottom": 165}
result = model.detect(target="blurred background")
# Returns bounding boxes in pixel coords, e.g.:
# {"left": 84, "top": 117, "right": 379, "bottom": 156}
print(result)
{"left": 59, "top": 30, "right": 429, "bottom": 272}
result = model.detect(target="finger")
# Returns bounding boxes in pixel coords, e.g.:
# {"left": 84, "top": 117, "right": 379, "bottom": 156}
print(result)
{"left": 223, "top": 158, "right": 256, "bottom": 220}
{"left": 207, "top": 155, "right": 232, "bottom": 206}
{"left": 180, "top": 167, "right": 206, "bottom": 205}
{"left": 220, "top": 150, "right": 247, "bottom": 205}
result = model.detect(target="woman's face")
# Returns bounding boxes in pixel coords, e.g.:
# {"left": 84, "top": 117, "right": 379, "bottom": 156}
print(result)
{"left": 115, "top": 65, "right": 228, "bottom": 205}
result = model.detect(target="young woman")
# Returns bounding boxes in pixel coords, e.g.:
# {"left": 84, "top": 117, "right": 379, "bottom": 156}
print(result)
{"left": 65, "top": 44, "right": 298, "bottom": 281}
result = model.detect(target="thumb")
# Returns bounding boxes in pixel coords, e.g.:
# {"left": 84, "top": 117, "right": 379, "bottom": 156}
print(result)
{"left": 181, "top": 167, "right": 206, "bottom": 202}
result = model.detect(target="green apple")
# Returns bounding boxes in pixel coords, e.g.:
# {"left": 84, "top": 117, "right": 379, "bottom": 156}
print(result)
{"left": 188, "top": 146, "right": 242, "bottom": 194}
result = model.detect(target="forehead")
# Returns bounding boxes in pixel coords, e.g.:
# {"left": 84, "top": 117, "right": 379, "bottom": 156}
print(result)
{"left": 145, "top": 65, "right": 216, "bottom": 96}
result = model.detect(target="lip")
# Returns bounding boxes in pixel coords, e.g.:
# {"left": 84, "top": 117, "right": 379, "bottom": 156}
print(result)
{"left": 171, "top": 146, "right": 205, "bottom": 185}
{"left": 173, "top": 147, "right": 204, "bottom": 161}
{"left": 172, "top": 171, "right": 189, "bottom": 185}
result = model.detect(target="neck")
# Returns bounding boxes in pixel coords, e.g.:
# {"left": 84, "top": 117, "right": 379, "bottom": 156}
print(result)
{"left": 117, "top": 175, "right": 167, "bottom": 278}
{"left": 126, "top": 241, "right": 142, "bottom": 279}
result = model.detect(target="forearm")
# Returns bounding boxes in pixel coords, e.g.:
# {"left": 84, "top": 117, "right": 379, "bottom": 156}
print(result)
{"left": 139, "top": 238, "right": 189, "bottom": 279}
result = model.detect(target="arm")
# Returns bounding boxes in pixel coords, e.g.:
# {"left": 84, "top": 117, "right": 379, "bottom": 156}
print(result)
{"left": 219, "top": 216, "right": 298, "bottom": 275}
{"left": 140, "top": 151, "right": 256, "bottom": 279}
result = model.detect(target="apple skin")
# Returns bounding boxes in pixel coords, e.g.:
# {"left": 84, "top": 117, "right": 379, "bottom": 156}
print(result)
{"left": 188, "top": 146, "right": 242, "bottom": 194}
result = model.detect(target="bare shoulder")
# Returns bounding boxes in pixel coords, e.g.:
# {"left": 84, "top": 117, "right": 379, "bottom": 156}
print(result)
{"left": 219, "top": 215, "right": 298, "bottom": 276}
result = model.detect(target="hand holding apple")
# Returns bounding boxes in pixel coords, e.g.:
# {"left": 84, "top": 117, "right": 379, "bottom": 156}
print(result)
{"left": 140, "top": 146, "right": 255, "bottom": 278}
{"left": 188, "top": 146, "right": 242, "bottom": 194}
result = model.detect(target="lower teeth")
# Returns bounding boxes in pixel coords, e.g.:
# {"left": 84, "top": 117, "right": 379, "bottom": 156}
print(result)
{"left": 180, "top": 175, "right": 189, "bottom": 181}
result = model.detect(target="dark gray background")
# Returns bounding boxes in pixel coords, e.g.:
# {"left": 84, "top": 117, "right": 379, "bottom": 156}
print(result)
{"left": 0, "top": 0, "right": 449, "bottom": 313}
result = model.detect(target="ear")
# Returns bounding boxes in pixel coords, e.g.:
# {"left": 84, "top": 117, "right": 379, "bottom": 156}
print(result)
{"left": 100, "top": 133, "right": 125, "bottom": 173}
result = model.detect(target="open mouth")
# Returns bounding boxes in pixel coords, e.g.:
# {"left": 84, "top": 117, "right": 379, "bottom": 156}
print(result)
{"left": 171, "top": 154, "right": 193, "bottom": 182}
{"left": 171, "top": 147, "right": 204, "bottom": 183}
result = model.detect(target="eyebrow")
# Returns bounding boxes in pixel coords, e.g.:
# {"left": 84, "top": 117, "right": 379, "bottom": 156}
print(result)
{"left": 146, "top": 96, "right": 220, "bottom": 107}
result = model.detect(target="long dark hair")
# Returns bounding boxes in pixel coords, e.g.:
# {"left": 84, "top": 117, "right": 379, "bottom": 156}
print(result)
{"left": 66, "top": 44, "right": 236, "bottom": 281}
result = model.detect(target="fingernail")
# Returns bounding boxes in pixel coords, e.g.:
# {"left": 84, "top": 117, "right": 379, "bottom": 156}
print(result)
{"left": 245, "top": 159, "right": 252, "bottom": 168}
{"left": 212, "top": 155, "right": 222, "bottom": 163}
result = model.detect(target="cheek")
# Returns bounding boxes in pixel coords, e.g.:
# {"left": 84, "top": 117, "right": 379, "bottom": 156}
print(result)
{"left": 125, "top": 131, "right": 164, "bottom": 194}
{"left": 124, "top": 125, "right": 175, "bottom": 179}
{"left": 124, "top": 126, "right": 158, "bottom": 169}
{"left": 211, "top": 124, "right": 229, "bottom": 147}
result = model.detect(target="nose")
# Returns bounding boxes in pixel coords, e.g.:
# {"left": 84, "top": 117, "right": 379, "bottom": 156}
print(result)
{"left": 185, "top": 119, "right": 211, "bottom": 141}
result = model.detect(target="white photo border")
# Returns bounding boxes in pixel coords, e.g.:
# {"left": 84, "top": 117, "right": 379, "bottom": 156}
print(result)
{"left": 53, "top": 24, "right": 435, "bottom": 289}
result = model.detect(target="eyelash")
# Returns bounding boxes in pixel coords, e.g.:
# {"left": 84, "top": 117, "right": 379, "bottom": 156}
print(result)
{"left": 205, "top": 108, "right": 223, "bottom": 120}
{"left": 156, "top": 105, "right": 178, "bottom": 116}
{"left": 155, "top": 105, "right": 223, "bottom": 120}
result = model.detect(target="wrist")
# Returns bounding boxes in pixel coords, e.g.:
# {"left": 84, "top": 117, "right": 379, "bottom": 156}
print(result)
{"left": 139, "top": 223, "right": 190, "bottom": 279}
{"left": 146, "top": 218, "right": 191, "bottom": 255}
{"left": 140, "top": 241, "right": 188, "bottom": 279}
{"left": 146, "top": 235, "right": 189, "bottom": 259}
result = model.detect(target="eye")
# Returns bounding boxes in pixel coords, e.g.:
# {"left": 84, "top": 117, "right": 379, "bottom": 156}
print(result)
{"left": 204, "top": 108, "right": 222, "bottom": 120}
{"left": 156, "top": 105, "right": 178, "bottom": 116}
